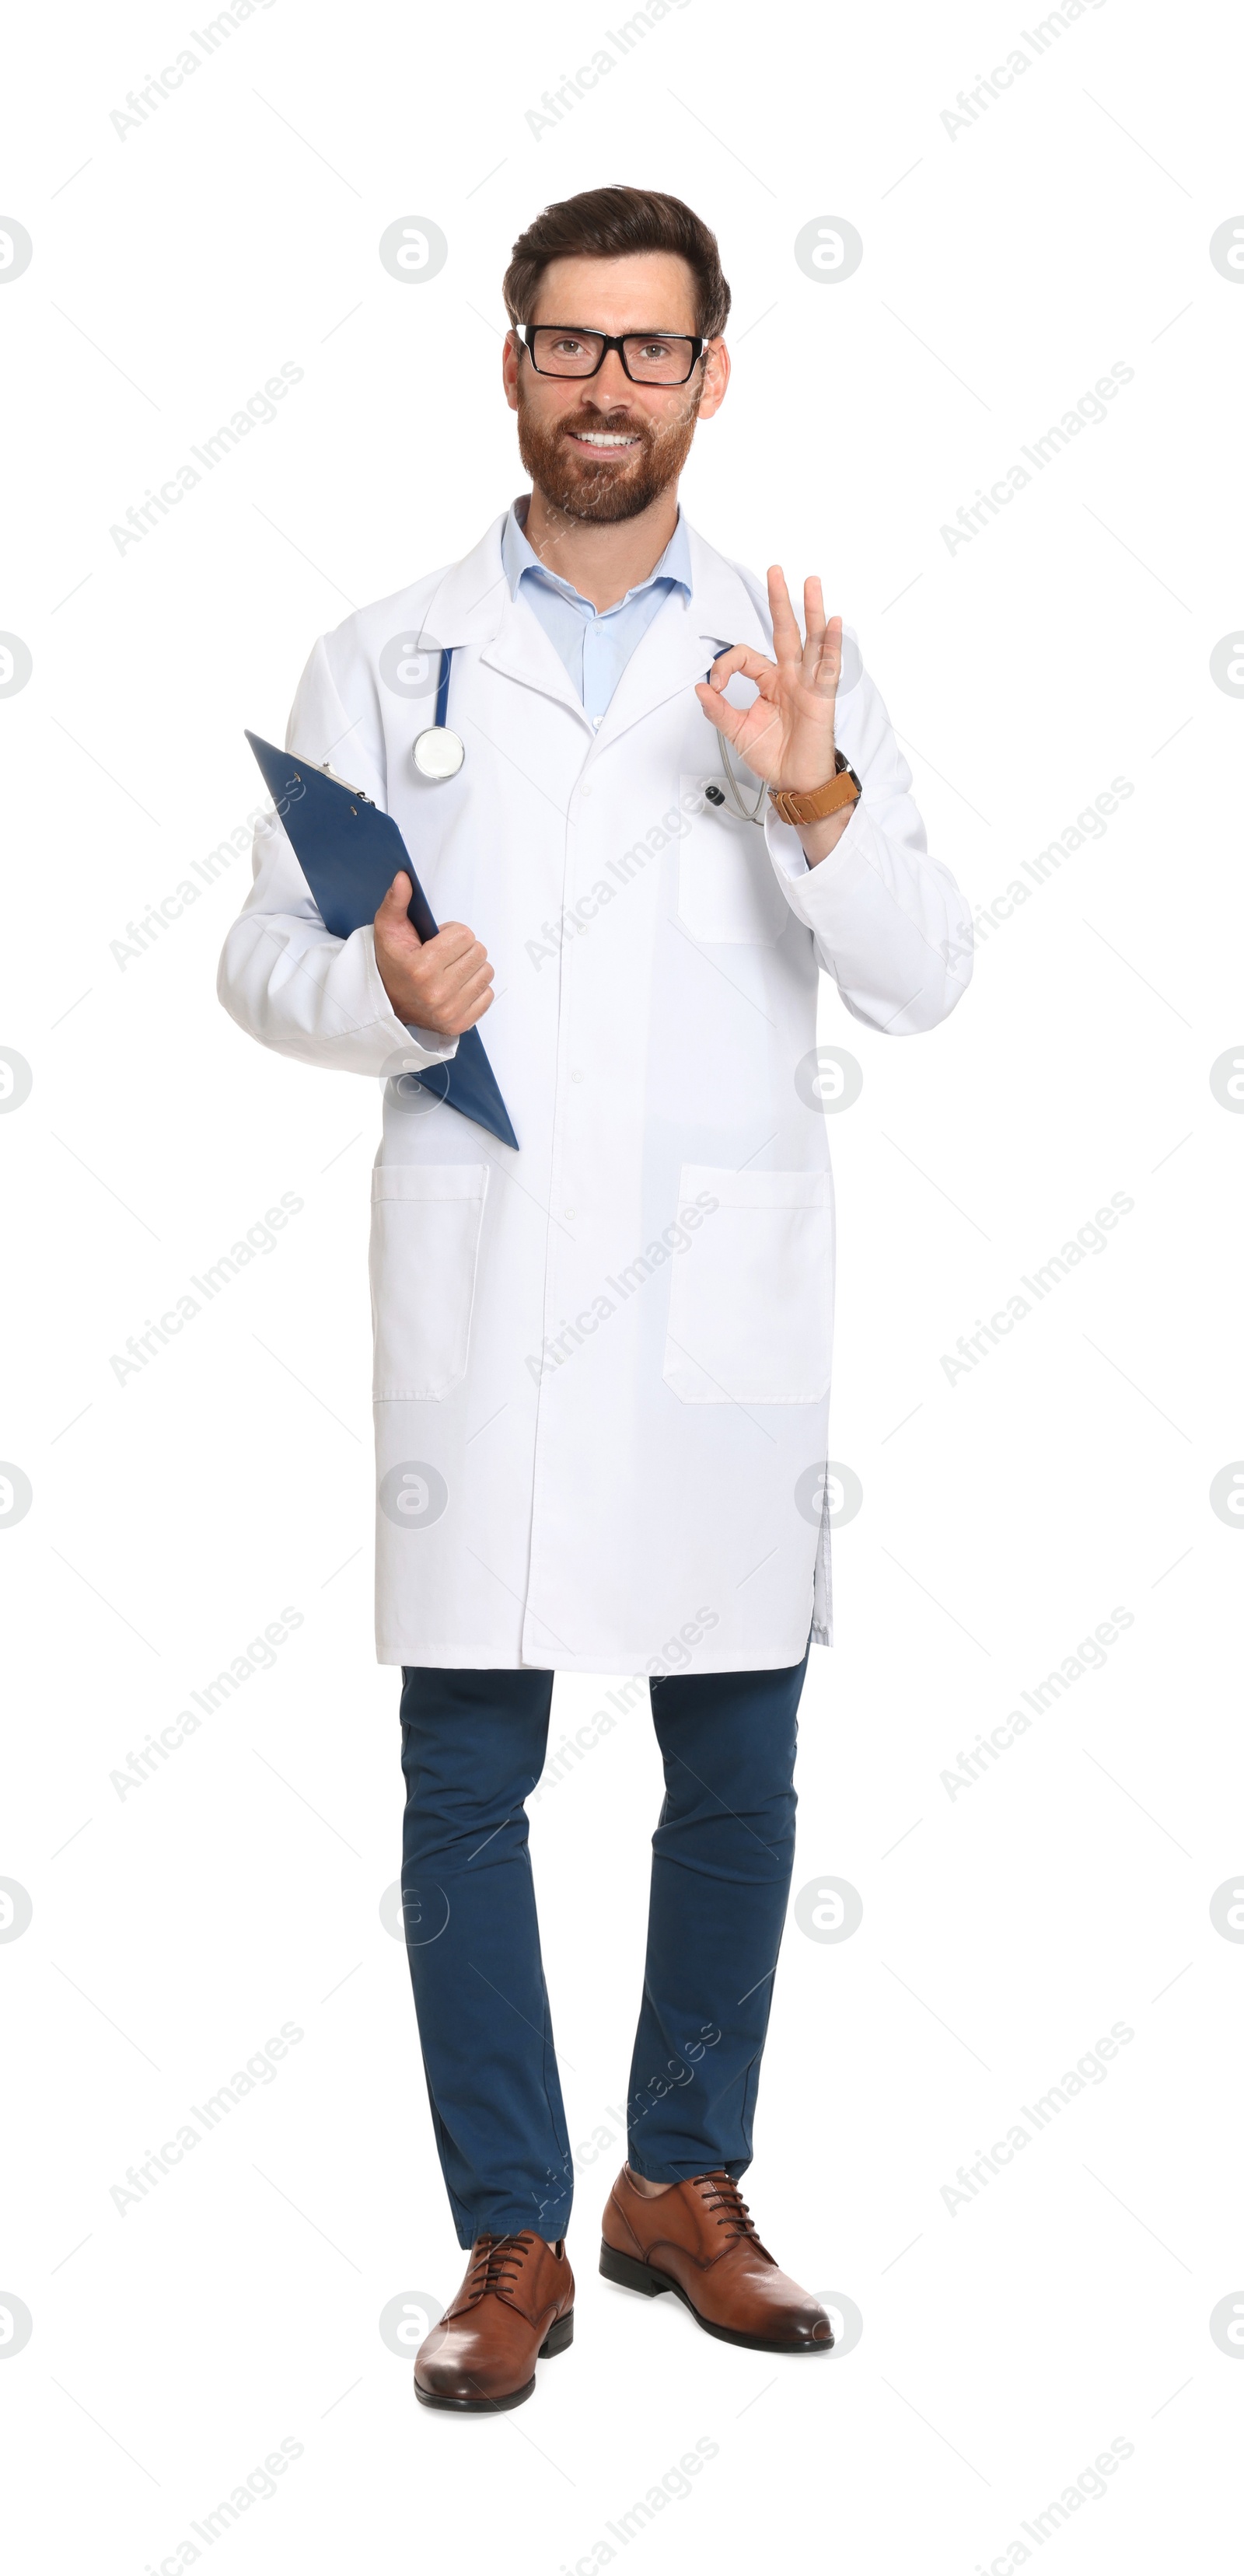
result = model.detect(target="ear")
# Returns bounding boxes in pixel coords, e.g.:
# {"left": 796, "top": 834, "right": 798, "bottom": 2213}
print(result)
{"left": 696, "top": 337, "right": 731, "bottom": 424}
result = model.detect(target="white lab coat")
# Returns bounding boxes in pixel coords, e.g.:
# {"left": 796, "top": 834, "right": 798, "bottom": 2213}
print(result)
{"left": 218, "top": 511, "right": 972, "bottom": 1672}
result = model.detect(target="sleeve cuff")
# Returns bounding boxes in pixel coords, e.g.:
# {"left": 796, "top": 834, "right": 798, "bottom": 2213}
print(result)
{"left": 764, "top": 795, "right": 875, "bottom": 917}
{"left": 400, "top": 1021, "right": 460, "bottom": 1064}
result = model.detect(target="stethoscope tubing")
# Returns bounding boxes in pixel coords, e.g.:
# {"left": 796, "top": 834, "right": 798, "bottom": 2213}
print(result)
{"left": 412, "top": 646, "right": 465, "bottom": 778}
{"left": 434, "top": 647, "right": 453, "bottom": 730}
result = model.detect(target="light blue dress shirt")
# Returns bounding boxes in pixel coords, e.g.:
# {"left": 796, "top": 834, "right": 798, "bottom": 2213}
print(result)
{"left": 500, "top": 497, "right": 694, "bottom": 726}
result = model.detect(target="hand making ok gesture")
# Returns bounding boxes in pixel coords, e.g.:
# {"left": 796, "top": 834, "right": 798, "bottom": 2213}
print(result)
{"left": 695, "top": 566, "right": 844, "bottom": 797}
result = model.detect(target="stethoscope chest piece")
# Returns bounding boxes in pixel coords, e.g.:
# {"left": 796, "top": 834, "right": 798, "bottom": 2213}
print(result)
{"left": 412, "top": 725, "right": 464, "bottom": 780}
{"left": 412, "top": 645, "right": 464, "bottom": 780}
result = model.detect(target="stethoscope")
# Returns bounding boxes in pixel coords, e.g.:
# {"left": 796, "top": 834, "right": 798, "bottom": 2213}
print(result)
{"left": 701, "top": 652, "right": 767, "bottom": 824}
{"left": 710, "top": 735, "right": 767, "bottom": 826}
{"left": 412, "top": 647, "right": 465, "bottom": 780}
{"left": 410, "top": 643, "right": 768, "bottom": 823}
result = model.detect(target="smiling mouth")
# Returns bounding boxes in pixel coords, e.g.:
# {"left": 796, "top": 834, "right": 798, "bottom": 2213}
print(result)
{"left": 564, "top": 429, "right": 641, "bottom": 452}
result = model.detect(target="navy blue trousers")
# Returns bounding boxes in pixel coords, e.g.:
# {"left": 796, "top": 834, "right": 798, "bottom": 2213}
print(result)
{"left": 398, "top": 1652, "right": 808, "bottom": 2248}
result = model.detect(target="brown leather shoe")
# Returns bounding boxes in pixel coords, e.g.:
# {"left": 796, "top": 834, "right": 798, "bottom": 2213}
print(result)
{"left": 600, "top": 2166, "right": 832, "bottom": 2354}
{"left": 414, "top": 2232, "right": 575, "bottom": 2411}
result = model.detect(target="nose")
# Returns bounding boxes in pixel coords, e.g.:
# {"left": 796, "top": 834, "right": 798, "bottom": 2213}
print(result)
{"left": 585, "top": 346, "right": 634, "bottom": 403}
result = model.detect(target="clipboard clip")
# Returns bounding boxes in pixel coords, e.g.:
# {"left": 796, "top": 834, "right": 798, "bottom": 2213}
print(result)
{"left": 317, "top": 759, "right": 373, "bottom": 804}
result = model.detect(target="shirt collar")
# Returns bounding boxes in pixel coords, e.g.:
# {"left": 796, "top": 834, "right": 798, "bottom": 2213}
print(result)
{"left": 501, "top": 493, "right": 693, "bottom": 613}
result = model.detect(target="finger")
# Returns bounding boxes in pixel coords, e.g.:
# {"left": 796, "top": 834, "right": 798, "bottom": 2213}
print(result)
{"left": 441, "top": 972, "right": 494, "bottom": 1029}
{"left": 429, "top": 948, "right": 491, "bottom": 1006}
{"left": 453, "top": 974, "right": 495, "bottom": 1020}
{"left": 767, "top": 564, "right": 802, "bottom": 664}
{"left": 802, "top": 575, "right": 826, "bottom": 668}
{"left": 815, "top": 613, "right": 843, "bottom": 691}
{"left": 706, "top": 643, "right": 778, "bottom": 693}
{"left": 442, "top": 949, "right": 493, "bottom": 997}
{"left": 424, "top": 920, "right": 478, "bottom": 965}
{"left": 694, "top": 682, "right": 750, "bottom": 745}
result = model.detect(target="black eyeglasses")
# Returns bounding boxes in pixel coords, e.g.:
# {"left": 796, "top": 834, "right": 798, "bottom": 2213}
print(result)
{"left": 519, "top": 324, "right": 705, "bottom": 386}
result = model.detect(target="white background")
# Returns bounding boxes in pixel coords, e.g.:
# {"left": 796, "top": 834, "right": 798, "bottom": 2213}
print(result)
{"left": 2, "top": 0, "right": 1242, "bottom": 2567}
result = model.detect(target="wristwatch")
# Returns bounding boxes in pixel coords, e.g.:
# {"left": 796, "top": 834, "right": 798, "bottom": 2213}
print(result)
{"left": 769, "top": 750, "right": 862, "bottom": 828}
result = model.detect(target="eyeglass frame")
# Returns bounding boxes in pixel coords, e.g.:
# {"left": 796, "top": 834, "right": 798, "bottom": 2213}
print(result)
{"left": 518, "top": 323, "right": 707, "bottom": 386}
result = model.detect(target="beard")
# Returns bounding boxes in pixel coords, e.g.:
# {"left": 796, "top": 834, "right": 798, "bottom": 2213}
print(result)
{"left": 515, "top": 379, "right": 701, "bottom": 524}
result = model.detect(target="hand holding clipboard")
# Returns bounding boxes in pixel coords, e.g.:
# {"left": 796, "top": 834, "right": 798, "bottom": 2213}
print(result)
{"left": 245, "top": 731, "right": 518, "bottom": 1150}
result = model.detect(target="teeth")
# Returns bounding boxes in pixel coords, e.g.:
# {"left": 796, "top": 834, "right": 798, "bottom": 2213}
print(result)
{"left": 575, "top": 432, "right": 638, "bottom": 447}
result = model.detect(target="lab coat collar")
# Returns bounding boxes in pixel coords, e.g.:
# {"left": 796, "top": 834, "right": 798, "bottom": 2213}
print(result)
{"left": 421, "top": 513, "right": 512, "bottom": 649}
{"left": 420, "top": 508, "right": 771, "bottom": 745}
{"left": 417, "top": 513, "right": 590, "bottom": 730}
{"left": 586, "top": 520, "right": 771, "bottom": 756}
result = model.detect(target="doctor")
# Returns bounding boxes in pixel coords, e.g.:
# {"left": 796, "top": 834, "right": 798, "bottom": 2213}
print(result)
{"left": 219, "top": 184, "right": 972, "bottom": 2413}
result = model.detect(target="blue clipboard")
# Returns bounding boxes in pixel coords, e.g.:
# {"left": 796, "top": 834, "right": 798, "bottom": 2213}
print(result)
{"left": 245, "top": 731, "right": 517, "bottom": 1150}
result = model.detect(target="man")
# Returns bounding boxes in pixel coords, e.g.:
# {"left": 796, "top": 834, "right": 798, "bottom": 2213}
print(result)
{"left": 218, "top": 185, "right": 972, "bottom": 2412}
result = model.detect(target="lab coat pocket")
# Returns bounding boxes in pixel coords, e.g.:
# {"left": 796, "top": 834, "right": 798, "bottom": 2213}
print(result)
{"left": 676, "top": 773, "right": 788, "bottom": 946}
{"left": 662, "top": 1165, "right": 834, "bottom": 1405}
{"left": 369, "top": 1164, "right": 488, "bottom": 1400}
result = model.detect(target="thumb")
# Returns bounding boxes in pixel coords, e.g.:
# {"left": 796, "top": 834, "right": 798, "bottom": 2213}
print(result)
{"left": 376, "top": 871, "right": 414, "bottom": 935}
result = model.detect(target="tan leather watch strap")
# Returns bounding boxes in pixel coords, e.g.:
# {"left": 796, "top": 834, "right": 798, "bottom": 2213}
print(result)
{"left": 769, "top": 758, "right": 861, "bottom": 827}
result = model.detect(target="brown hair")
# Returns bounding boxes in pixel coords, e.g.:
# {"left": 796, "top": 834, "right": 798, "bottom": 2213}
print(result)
{"left": 502, "top": 185, "right": 731, "bottom": 337}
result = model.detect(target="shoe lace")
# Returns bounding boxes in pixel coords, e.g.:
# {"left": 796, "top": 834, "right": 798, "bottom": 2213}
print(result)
{"left": 694, "top": 2173, "right": 771, "bottom": 2253}
{"left": 464, "top": 2231, "right": 537, "bottom": 2304}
